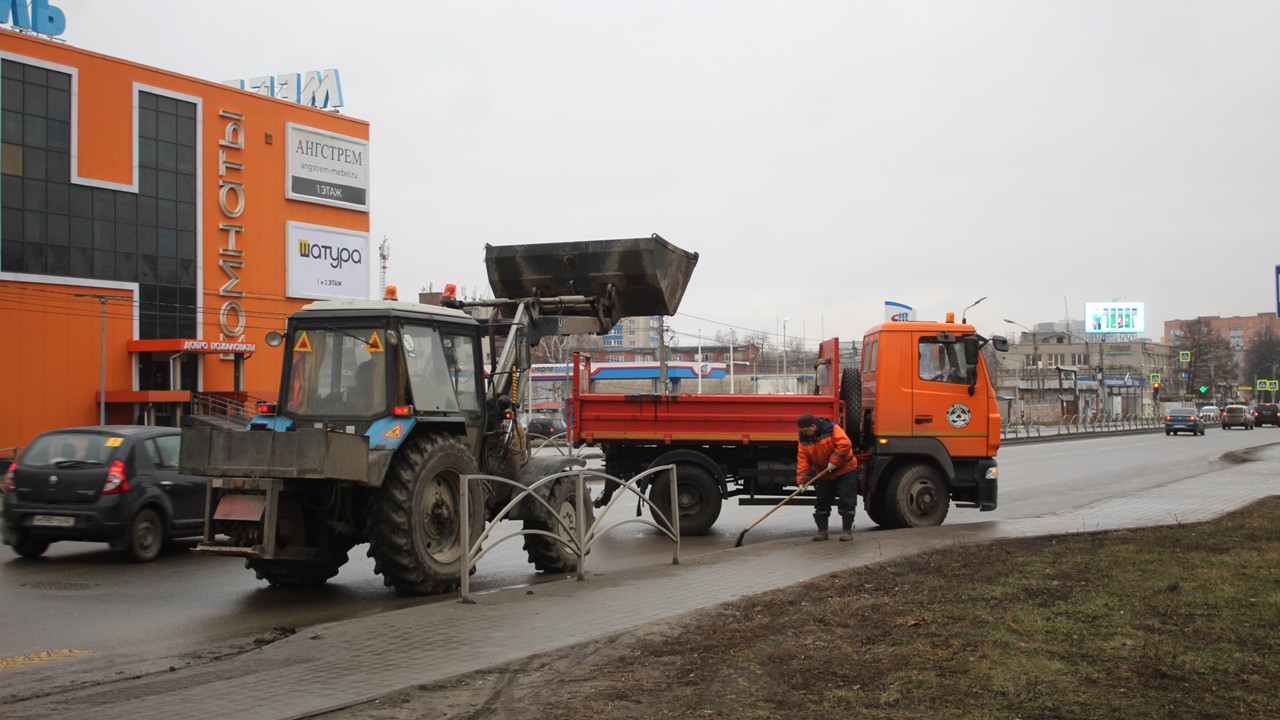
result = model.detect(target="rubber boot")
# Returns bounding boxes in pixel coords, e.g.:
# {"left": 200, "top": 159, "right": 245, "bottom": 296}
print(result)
{"left": 812, "top": 513, "right": 829, "bottom": 541}
{"left": 839, "top": 513, "right": 855, "bottom": 541}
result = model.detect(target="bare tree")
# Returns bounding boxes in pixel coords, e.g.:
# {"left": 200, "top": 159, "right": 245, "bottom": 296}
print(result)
{"left": 1175, "top": 318, "right": 1236, "bottom": 400}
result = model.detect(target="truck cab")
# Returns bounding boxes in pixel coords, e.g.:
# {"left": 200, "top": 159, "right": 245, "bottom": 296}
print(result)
{"left": 856, "top": 320, "right": 1006, "bottom": 525}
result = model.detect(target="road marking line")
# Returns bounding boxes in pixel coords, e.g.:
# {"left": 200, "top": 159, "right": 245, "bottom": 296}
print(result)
{"left": 0, "top": 649, "right": 93, "bottom": 670}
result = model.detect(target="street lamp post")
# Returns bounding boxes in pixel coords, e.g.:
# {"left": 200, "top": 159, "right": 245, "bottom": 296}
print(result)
{"left": 1004, "top": 319, "right": 1040, "bottom": 410}
{"left": 782, "top": 317, "right": 791, "bottom": 382}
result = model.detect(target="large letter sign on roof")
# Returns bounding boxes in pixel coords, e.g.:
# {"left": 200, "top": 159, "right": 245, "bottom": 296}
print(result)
{"left": 1, "top": 1, "right": 66, "bottom": 35}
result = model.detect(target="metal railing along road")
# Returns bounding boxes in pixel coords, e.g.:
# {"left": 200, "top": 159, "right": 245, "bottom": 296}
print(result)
{"left": 1001, "top": 414, "right": 1161, "bottom": 441}
{"left": 459, "top": 464, "right": 680, "bottom": 602}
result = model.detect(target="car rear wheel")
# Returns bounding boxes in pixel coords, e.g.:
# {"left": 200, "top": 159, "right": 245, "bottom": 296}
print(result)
{"left": 12, "top": 533, "right": 50, "bottom": 559}
{"left": 127, "top": 508, "right": 164, "bottom": 563}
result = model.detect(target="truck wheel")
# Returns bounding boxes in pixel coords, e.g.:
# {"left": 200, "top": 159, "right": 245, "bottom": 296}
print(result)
{"left": 368, "top": 434, "right": 483, "bottom": 594}
{"left": 247, "top": 534, "right": 356, "bottom": 588}
{"left": 523, "top": 476, "right": 594, "bottom": 573}
{"left": 862, "top": 491, "right": 888, "bottom": 528}
{"left": 649, "top": 464, "right": 722, "bottom": 536}
{"left": 840, "top": 367, "right": 863, "bottom": 448}
{"left": 884, "top": 464, "right": 950, "bottom": 528}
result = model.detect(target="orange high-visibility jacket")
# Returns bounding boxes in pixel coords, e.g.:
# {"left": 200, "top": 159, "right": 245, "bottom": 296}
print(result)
{"left": 796, "top": 417, "right": 857, "bottom": 484}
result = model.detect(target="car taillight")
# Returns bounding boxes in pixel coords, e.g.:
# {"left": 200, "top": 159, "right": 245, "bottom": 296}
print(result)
{"left": 2, "top": 466, "right": 14, "bottom": 493}
{"left": 102, "top": 459, "right": 130, "bottom": 494}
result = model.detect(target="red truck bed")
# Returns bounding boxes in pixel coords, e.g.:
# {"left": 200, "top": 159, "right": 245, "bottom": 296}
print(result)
{"left": 567, "top": 345, "right": 843, "bottom": 446}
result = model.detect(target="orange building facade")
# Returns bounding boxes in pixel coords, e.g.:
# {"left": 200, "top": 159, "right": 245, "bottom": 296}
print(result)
{"left": 0, "top": 31, "right": 370, "bottom": 452}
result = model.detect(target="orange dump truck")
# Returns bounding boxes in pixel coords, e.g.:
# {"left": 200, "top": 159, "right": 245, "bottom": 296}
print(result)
{"left": 568, "top": 320, "right": 1008, "bottom": 535}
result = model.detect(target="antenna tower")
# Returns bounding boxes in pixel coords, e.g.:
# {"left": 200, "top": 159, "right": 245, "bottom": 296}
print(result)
{"left": 378, "top": 236, "right": 390, "bottom": 298}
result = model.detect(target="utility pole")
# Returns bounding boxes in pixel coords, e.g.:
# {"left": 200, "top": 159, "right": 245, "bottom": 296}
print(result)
{"left": 75, "top": 293, "right": 132, "bottom": 425}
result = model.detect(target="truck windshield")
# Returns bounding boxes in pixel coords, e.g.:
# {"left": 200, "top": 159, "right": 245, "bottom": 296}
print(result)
{"left": 284, "top": 326, "right": 388, "bottom": 417}
{"left": 919, "top": 337, "right": 973, "bottom": 385}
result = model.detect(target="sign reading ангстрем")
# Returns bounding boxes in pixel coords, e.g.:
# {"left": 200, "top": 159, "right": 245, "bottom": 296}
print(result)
{"left": 286, "top": 124, "right": 369, "bottom": 212}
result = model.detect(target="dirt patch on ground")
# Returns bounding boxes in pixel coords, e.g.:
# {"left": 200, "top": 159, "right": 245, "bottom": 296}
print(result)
{"left": 316, "top": 497, "right": 1280, "bottom": 720}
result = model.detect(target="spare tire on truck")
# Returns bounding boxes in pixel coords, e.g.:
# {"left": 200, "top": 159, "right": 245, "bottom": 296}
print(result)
{"left": 841, "top": 367, "right": 863, "bottom": 449}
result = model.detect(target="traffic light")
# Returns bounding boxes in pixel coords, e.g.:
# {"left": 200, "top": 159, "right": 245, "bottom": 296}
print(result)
{"left": 1152, "top": 380, "right": 1160, "bottom": 400}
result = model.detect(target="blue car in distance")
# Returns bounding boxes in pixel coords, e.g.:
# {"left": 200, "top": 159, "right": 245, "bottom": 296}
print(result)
{"left": 1164, "top": 408, "right": 1205, "bottom": 436}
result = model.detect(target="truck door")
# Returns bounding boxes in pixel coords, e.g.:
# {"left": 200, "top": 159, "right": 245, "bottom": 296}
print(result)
{"left": 912, "top": 334, "right": 990, "bottom": 457}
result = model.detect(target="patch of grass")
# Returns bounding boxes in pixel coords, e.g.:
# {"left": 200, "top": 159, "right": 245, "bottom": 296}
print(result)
{"left": 561, "top": 497, "right": 1280, "bottom": 719}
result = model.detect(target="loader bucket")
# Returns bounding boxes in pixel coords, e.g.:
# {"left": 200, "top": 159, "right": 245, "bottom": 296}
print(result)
{"left": 484, "top": 234, "right": 698, "bottom": 325}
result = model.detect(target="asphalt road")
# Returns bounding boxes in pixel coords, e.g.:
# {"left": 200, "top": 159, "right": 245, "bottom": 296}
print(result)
{"left": 1, "top": 427, "right": 1276, "bottom": 699}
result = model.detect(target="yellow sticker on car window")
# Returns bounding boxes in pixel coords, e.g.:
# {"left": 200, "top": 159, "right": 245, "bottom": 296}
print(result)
{"left": 105, "top": 437, "right": 124, "bottom": 447}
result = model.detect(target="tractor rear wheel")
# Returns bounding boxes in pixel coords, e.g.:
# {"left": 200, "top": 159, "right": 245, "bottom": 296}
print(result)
{"left": 367, "top": 434, "right": 483, "bottom": 595}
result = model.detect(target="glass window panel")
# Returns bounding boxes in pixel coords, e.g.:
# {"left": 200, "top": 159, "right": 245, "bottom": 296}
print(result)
{"left": 139, "top": 167, "right": 156, "bottom": 196}
{"left": 22, "top": 241, "right": 45, "bottom": 274}
{"left": 0, "top": 239, "right": 21, "bottom": 269}
{"left": 138, "top": 224, "right": 156, "bottom": 254}
{"left": 176, "top": 231, "right": 194, "bottom": 259}
{"left": 69, "top": 216, "right": 91, "bottom": 247}
{"left": 1, "top": 78, "right": 22, "bottom": 111}
{"left": 47, "top": 88, "right": 69, "bottom": 121}
{"left": 157, "top": 112, "right": 176, "bottom": 143}
{"left": 1, "top": 61, "right": 22, "bottom": 80}
{"left": 157, "top": 141, "right": 176, "bottom": 171}
{"left": 22, "top": 178, "right": 45, "bottom": 210}
{"left": 47, "top": 119, "right": 68, "bottom": 151}
{"left": 69, "top": 246, "right": 92, "bottom": 276}
{"left": 22, "top": 65, "right": 47, "bottom": 85}
{"left": 2, "top": 111, "right": 21, "bottom": 144}
{"left": 2, "top": 206, "right": 22, "bottom": 239}
{"left": 139, "top": 137, "right": 156, "bottom": 167}
{"left": 93, "top": 218, "right": 114, "bottom": 249}
{"left": 1, "top": 173, "right": 21, "bottom": 207}
{"left": 46, "top": 181, "right": 67, "bottom": 213}
{"left": 46, "top": 244, "right": 68, "bottom": 275}
{"left": 156, "top": 170, "right": 176, "bottom": 200}
{"left": 157, "top": 198, "right": 176, "bottom": 227}
{"left": 138, "top": 254, "right": 157, "bottom": 283}
{"left": 157, "top": 227, "right": 176, "bottom": 256}
{"left": 176, "top": 145, "right": 195, "bottom": 173}
{"left": 22, "top": 115, "right": 44, "bottom": 148}
{"left": 139, "top": 108, "right": 156, "bottom": 139}
{"left": 137, "top": 196, "right": 156, "bottom": 226}
{"left": 22, "top": 146, "right": 45, "bottom": 179}
{"left": 115, "top": 251, "right": 136, "bottom": 282}
{"left": 94, "top": 249, "right": 113, "bottom": 277}
{"left": 139, "top": 92, "right": 156, "bottom": 110}
{"left": 47, "top": 213, "right": 68, "bottom": 244}
{"left": 47, "top": 70, "right": 70, "bottom": 92}
{"left": 22, "top": 84, "right": 46, "bottom": 116}
{"left": 70, "top": 184, "right": 91, "bottom": 216}
{"left": 92, "top": 188, "right": 114, "bottom": 219}
{"left": 23, "top": 209, "right": 44, "bottom": 241}
{"left": 176, "top": 201, "right": 195, "bottom": 230}
{"left": 178, "top": 259, "right": 195, "bottom": 285}
{"left": 115, "top": 193, "right": 136, "bottom": 223}
{"left": 1, "top": 142, "right": 21, "bottom": 175}
{"left": 116, "top": 222, "right": 136, "bottom": 253}
{"left": 46, "top": 151, "right": 68, "bottom": 182}
{"left": 176, "top": 115, "right": 194, "bottom": 145}
{"left": 157, "top": 95, "right": 176, "bottom": 115}
{"left": 158, "top": 256, "right": 177, "bottom": 284}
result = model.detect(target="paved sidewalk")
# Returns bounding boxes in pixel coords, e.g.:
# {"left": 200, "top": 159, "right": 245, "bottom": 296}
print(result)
{"left": 5, "top": 455, "right": 1277, "bottom": 720}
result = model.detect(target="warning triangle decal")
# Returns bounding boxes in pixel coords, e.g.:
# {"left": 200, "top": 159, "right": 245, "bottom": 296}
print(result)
{"left": 367, "top": 331, "right": 384, "bottom": 352}
{"left": 382, "top": 423, "right": 403, "bottom": 439}
{"left": 295, "top": 331, "right": 313, "bottom": 352}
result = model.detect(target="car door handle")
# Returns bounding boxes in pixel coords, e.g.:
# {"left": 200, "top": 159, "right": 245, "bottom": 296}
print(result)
{"left": 914, "top": 415, "right": 933, "bottom": 425}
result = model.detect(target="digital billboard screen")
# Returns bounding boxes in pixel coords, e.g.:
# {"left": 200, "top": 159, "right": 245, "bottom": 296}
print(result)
{"left": 1085, "top": 301, "right": 1145, "bottom": 334}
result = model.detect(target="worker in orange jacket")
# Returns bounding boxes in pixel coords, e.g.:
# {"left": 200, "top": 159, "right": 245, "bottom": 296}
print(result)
{"left": 796, "top": 414, "right": 859, "bottom": 541}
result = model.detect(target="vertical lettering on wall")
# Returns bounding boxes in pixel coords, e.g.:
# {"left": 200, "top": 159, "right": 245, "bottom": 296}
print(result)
{"left": 217, "top": 110, "right": 247, "bottom": 360}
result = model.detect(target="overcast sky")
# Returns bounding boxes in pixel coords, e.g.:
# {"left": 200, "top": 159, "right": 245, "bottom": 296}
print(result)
{"left": 56, "top": 1, "right": 1280, "bottom": 349}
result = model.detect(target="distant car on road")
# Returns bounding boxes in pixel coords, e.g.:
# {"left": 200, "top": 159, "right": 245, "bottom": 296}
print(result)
{"left": 1, "top": 426, "right": 207, "bottom": 561}
{"left": 1252, "top": 402, "right": 1280, "bottom": 427}
{"left": 1198, "top": 405, "right": 1220, "bottom": 423}
{"left": 1164, "top": 408, "right": 1204, "bottom": 436}
{"left": 1220, "top": 405, "right": 1255, "bottom": 430}
{"left": 525, "top": 417, "right": 568, "bottom": 438}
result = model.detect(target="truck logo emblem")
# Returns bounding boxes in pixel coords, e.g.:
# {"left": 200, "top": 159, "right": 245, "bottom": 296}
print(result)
{"left": 49, "top": 475, "right": 59, "bottom": 486}
{"left": 946, "top": 404, "right": 972, "bottom": 429}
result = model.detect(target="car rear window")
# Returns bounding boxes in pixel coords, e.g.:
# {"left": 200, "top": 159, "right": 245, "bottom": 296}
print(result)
{"left": 21, "top": 432, "right": 122, "bottom": 469}
{"left": 1169, "top": 410, "right": 1195, "bottom": 417}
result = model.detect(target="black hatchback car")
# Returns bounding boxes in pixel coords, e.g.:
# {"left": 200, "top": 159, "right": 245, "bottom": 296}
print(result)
{"left": 1253, "top": 403, "right": 1280, "bottom": 427}
{"left": 1164, "top": 408, "right": 1205, "bottom": 436}
{"left": 2, "top": 426, "right": 206, "bottom": 561}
